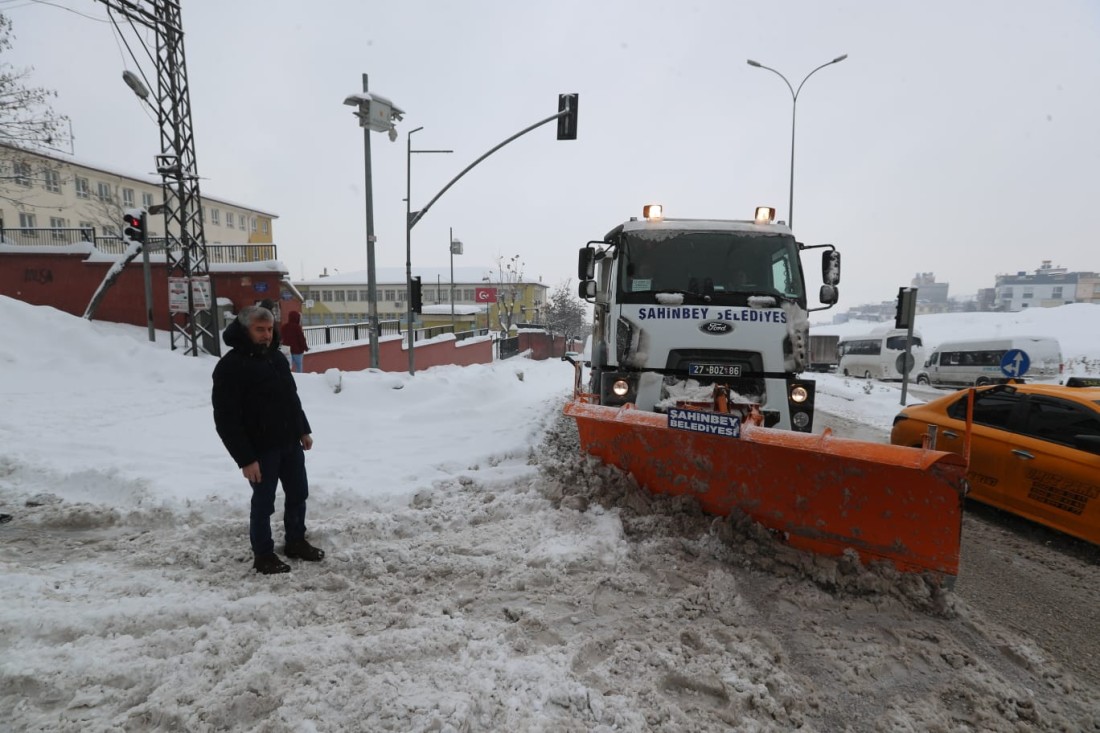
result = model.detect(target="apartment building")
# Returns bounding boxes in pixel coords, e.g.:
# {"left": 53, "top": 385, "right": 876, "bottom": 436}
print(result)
{"left": 0, "top": 143, "right": 276, "bottom": 244}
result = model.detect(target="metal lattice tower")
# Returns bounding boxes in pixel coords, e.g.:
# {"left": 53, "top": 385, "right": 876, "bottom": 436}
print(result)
{"left": 95, "top": 0, "right": 216, "bottom": 356}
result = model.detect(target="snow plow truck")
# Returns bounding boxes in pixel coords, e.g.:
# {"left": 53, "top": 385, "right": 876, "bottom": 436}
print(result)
{"left": 564, "top": 205, "right": 969, "bottom": 582}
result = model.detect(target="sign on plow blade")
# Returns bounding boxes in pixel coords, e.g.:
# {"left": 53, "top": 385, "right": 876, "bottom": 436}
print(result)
{"left": 564, "top": 401, "right": 968, "bottom": 581}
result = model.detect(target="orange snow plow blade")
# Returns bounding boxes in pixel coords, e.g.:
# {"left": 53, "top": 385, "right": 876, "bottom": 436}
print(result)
{"left": 564, "top": 400, "right": 967, "bottom": 579}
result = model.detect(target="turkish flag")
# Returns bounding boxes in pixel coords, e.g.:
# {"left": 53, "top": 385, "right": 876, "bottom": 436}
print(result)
{"left": 475, "top": 287, "right": 498, "bottom": 303}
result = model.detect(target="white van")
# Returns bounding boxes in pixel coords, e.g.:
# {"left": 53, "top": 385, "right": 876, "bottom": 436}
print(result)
{"left": 916, "top": 337, "right": 1063, "bottom": 387}
{"left": 837, "top": 328, "right": 924, "bottom": 381}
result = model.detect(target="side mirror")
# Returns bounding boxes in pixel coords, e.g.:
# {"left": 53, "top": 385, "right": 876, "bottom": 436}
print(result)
{"left": 578, "top": 247, "right": 594, "bottom": 280}
{"left": 578, "top": 280, "right": 596, "bottom": 299}
{"left": 819, "top": 284, "right": 838, "bottom": 306}
{"left": 822, "top": 250, "right": 840, "bottom": 285}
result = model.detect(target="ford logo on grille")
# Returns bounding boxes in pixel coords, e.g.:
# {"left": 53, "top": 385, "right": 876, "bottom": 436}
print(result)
{"left": 699, "top": 320, "right": 733, "bottom": 334}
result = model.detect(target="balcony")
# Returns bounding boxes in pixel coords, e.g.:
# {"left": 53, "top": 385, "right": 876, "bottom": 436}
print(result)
{"left": 0, "top": 227, "right": 277, "bottom": 264}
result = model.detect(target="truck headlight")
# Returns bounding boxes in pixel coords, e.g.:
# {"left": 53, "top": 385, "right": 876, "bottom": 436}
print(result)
{"left": 612, "top": 379, "right": 631, "bottom": 396}
{"left": 790, "top": 385, "right": 809, "bottom": 403}
{"left": 792, "top": 411, "right": 811, "bottom": 429}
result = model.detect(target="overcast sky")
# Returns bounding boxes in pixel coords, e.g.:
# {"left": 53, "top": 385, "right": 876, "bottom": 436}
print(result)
{"left": 7, "top": 0, "right": 1100, "bottom": 311}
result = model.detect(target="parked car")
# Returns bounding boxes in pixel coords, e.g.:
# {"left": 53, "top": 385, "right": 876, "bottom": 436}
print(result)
{"left": 890, "top": 378, "right": 1100, "bottom": 545}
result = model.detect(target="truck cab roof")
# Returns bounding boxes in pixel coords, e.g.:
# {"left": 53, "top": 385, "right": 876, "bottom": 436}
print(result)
{"left": 608, "top": 217, "right": 793, "bottom": 241}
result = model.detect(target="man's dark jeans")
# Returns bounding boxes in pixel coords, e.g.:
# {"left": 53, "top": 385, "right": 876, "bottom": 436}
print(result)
{"left": 249, "top": 441, "right": 308, "bottom": 555}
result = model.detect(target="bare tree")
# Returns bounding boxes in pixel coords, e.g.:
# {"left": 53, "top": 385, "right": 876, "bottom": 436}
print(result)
{"left": 0, "top": 12, "right": 71, "bottom": 209}
{"left": 487, "top": 254, "right": 525, "bottom": 333}
{"left": 0, "top": 13, "right": 70, "bottom": 151}
{"left": 543, "top": 279, "right": 587, "bottom": 349}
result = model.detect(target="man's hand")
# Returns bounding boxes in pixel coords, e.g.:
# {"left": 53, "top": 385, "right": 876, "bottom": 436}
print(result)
{"left": 301, "top": 434, "right": 313, "bottom": 451}
{"left": 242, "top": 461, "right": 262, "bottom": 483}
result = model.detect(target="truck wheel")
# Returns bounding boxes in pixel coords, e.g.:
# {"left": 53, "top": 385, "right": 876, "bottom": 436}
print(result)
{"left": 864, "top": 371, "right": 872, "bottom": 380}
{"left": 916, "top": 374, "right": 930, "bottom": 385}
{"left": 843, "top": 368, "right": 850, "bottom": 376}
{"left": 975, "top": 376, "right": 991, "bottom": 386}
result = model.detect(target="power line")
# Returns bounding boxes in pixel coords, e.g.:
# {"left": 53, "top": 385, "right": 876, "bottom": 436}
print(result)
{"left": 24, "top": 0, "right": 110, "bottom": 22}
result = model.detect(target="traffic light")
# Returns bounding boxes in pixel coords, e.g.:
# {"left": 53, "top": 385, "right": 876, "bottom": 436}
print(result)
{"left": 556, "top": 93, "right": 578, "bottom": 140}
{"left": 410, "top": 276, "right": 423, "bottom": 313}
{"left": 122, "top": 208, "right": 146, "bottom": 243}
{"left": 895, "top": 287, "right": 917, "bottom": 329}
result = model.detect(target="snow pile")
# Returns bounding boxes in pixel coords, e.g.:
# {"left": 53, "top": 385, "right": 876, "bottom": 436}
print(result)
{"left": 2, "top": 295, "right": 1100, "bottom": 731}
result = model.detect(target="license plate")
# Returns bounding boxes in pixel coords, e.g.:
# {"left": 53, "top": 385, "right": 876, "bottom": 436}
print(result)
{"left": 687, "top": 362, "right": 742, "bottom": 378}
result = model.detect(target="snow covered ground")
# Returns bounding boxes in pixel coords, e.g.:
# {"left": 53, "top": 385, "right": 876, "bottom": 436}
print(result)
{"left": 2, "top": 295, "right": 1099, "bottom": 731}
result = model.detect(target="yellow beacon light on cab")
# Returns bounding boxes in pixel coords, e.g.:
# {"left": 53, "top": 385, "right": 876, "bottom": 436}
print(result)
{"left": 755, "top": 206, "right": 776, "bottom": 224}
{"left": 642, "top": 204, "right": 664, "bottom": 221}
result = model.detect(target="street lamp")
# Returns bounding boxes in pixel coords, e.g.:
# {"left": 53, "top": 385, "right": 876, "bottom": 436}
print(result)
{"left": 344, "top": 74, "right": 404, "bottom": 369}
{"left": 449, "top": 228, "right": 463, "bottom": 332}
{"left": 746, "top": 54, "right": 847, "bottom": 229}
{"left": 405, "top": 127, "right": 453, "bottom": 375}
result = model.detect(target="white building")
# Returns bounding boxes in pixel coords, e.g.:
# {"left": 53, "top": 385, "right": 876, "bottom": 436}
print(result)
{"left": 0, "top": 143, "right": 277, "bottom": 246}
{"left": 295, "top": 266, "right": 548, "bottom": 329}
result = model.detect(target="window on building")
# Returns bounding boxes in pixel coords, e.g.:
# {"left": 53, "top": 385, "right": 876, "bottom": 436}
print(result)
{"left": 142, "top": 192, "right": 155, "bottom": 208}
{"left": 333, "top": 290, "right": 345, "bottom": 301}
{"left": 384, "top": 289, "right": 395, "bottom": 301}
{"left": 226, "top": 212, "right": 235, "bottom": 229}
{"left": 1023, "top": 287, "right": 1034, "bottom": 299}
{"left": 463, "top": 289, "right": 475, "bottom": 301}
{"left": 397, "top": 290, "right": 406, "bottom": 302}
{"left": 103, "top": 225, "right": 118, "bottom": 237}
{"left": 96, "top": 182, "right": 112, "bottom": 202}
{"left": 346, "top": 290, "right": 359, "bottom": 302}
{"left": 14, "top": 161, "right": 32, "bottom": 186}
{"left": 122, "top": 188, "right": 135, "bottom": 207}
{"left": 19, "top": 212, "right": 37, "bottom": 231}
{"left": 262, "top": 220, "right": 269, "bottom": 234}
{"left": 1001, "top": 287, "right": 1013, "bottom": 298}
{"left": 44, "top": 169, "right": 61, "bottom": 193}
{"left": 358, "top": 289, "right": 369, "bottom": 300}
{"left": 75, "top": 177, "right": 90, "bottom": 199}
{"left": 321, "top": 290, "right": 333, "bottom": 301}
{"left": 211, "top": 208, "right": 220, "bottom": 224}
{"left": 1052, "top": 286, "right": 1063, "bottom": 299}
{"left": 78, "top": 220, "right": 94, "bottom": 232}
{"left": 247, "top": 217, "right": 253, "bottom": 231}
{"left": 49, "top": 217, "right": 66, "bottom": 240}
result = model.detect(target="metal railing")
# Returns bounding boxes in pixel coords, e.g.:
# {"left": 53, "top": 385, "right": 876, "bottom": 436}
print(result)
{"left": 95, "top": 236, "right": 277, "bottom": 263}
{"left": 0, "top": 227, "right": 277, "bottom": 263}
{"left": 302, "top": 321, "right": 491, "bottom": 348}
{"left": 0, "top": 227, "right": 94, "bottom": 247}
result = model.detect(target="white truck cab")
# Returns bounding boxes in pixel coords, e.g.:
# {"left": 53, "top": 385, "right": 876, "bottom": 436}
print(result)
{"left": 578, "top": 205, "right": 840, "bottom": 432}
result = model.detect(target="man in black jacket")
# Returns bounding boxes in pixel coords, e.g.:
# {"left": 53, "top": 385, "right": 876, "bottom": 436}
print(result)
{"left": 212, "top": 305, "right": 324, "bottom": 574}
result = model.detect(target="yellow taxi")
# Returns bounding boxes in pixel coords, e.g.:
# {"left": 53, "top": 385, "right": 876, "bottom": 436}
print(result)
{"left": 890, "top": 378, "right": 1100, "bottom": 545}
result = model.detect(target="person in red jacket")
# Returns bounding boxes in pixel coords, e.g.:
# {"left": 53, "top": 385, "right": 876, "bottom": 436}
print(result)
{"left": 280, "top": 310, "right": 310, "bottom": 373}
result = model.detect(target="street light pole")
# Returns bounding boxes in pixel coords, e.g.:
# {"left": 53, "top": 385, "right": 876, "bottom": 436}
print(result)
{"left": 449, "top": 229, "right": 462, "bottom": 333}
{"left": 405, "top": 127, "right": 453, "bottom": 375}
{"left": 361, "top": 74, "right": 381, "bottom": 369}
{"left": 343, "top": 77, "right": 404, "bottom": 369}
{"left": 747, "top": 54, "right": 847, "bottom": 229}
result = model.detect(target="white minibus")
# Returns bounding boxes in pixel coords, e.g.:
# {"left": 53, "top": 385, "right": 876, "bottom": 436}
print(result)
{"left": 837, "top": 329, "right": 924, "bottom": 381}
{"left": 916, "top": 337, "right": 1062, "bottom": 387}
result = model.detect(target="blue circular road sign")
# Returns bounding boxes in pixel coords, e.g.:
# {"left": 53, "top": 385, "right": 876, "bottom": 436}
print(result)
{"left": 1000, "top": 349, "right": 1031, "bottom": 378}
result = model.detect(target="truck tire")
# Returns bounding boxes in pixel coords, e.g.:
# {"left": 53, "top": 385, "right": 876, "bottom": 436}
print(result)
{"left": 916, "top": 374, "right": 930, "bottom": 385}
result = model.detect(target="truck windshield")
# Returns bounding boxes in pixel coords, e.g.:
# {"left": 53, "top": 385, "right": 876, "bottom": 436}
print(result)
{"left": 617, "top": 230, "right": 806, "bottom": 307}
